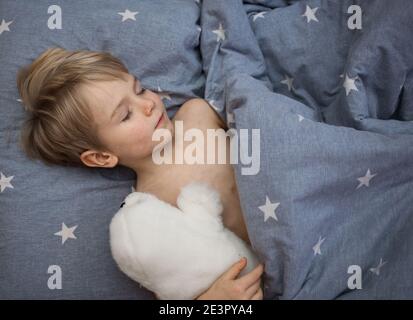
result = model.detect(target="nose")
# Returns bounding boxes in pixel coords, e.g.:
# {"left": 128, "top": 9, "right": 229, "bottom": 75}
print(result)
{"left": 142, "top": 99, "right": 155, "bottom": 116}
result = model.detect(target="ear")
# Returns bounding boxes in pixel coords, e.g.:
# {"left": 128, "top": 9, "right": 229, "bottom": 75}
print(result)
{"left": 80, "top": 149, "right": 118, "bottom": 168}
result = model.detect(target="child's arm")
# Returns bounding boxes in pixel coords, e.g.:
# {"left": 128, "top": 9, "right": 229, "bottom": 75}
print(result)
{"left": 195, "top": 258, "right": 264, "bottom": 300}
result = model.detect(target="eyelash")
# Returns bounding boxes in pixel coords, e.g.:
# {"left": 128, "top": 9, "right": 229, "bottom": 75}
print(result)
{"left": 121, "top": 88, "right": 147, "bottom": 122}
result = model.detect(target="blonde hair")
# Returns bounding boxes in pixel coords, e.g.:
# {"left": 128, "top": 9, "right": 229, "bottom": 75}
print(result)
{"left": 16, "top": 47, "right": 129, "bottom": 167}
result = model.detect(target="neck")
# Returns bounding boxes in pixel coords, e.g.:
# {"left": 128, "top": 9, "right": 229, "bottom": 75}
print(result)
{"left": 128, "top": 154, "right": 159, "bottom": 190}
{"left": 128, "top": 136, "right": 176, "bottom": 191}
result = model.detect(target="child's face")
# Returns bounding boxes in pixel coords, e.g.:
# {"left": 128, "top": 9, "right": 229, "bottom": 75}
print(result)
{"left": 80, "top": 72, "right": 174, "bottom": 168}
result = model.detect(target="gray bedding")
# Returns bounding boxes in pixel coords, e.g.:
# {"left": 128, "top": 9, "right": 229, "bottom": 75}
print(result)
{"left": 200, "top": 0, "right": 413, "bottom": 299}
{"left": 1, "top": 0, "right": 412, "bottom": 299}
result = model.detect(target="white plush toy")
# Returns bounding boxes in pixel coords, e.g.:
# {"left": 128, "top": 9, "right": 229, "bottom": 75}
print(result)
{"left": 109, "top": 181, "right": 260, "bottom": 300}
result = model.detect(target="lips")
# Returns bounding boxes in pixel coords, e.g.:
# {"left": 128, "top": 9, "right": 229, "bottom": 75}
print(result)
{"left": 155, "top": 113, "right": 164, "bottom": 128}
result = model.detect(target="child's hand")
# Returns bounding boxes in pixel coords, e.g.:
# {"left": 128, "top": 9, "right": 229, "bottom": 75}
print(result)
{"left": 196, "top": 258, "right": 264, "bottom": 300}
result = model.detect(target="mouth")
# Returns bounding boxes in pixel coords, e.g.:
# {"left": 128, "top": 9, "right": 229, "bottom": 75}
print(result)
{"left": 155, "top": 112, "right": 165, "bottom": 129}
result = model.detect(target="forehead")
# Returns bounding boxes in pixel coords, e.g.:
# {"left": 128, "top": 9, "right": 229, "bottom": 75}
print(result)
{"left": 81, "top": 73, "right": 134, "bottom": 123}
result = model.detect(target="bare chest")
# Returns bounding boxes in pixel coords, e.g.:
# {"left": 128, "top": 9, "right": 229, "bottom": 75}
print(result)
{"left": 137, "top": 108, "right": 250, "bottom": 243}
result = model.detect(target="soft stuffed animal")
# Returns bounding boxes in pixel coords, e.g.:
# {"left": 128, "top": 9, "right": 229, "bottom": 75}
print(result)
{"left": 109, "top": 181, "right": 260, "bottom": 300}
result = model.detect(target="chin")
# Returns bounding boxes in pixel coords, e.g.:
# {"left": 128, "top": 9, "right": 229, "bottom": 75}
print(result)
{"left": 168, "top": 122, "right": 174, "bottom": 136}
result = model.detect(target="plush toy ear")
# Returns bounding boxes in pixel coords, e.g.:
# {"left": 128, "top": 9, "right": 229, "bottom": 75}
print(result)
{"left": 121, "top": 191, "right": 157, "bottom": 208}
{"left": 176, "top": 181, "right": 223, "bottom": 218}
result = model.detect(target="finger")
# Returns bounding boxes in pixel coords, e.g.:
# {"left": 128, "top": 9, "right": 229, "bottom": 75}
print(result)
{"left": 251, "top": 287, "right": 263, "bottom": 300}
{"left": 244, "top": 279, "right": 261, "bottom": 299}
{"left": 223, "top": 258, "right": 247, "bottom": 280}
{"left": 237, "top": 263, "right": 264, "bottom": 288}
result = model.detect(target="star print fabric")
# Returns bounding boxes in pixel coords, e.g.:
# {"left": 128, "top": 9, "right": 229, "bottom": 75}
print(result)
{"left": 200, "top": 0, "right": 413, "bottom": 299}
{"left": 1, "top": 0, "right": 413, "bottom": 300}
{"left": 0, "top": 0, "right": 202, "bottom": 299}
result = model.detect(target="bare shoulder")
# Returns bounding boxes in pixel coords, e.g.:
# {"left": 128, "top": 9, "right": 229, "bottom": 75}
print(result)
{"left": 173, "top": 98, "right": 227, "bottom": 130}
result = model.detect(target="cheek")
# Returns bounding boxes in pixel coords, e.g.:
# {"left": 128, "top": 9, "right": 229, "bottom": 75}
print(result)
{"left": 129, "top": 121, "right": 157, "bottom": 152}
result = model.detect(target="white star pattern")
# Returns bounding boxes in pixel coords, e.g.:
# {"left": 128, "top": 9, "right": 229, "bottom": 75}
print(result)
{"left": 0, "top": 172, "right": 14, "bottom": 193}
{"left": 356, "top": 169, "right": 377, "bottom": 189}
{"left": 258, "top": 196, "right": 280, "bottom": 222}
{"left": 280, "top": 75, "right": 294, "bottom": 91}
{"left": 0, "top": 19, "right": 13, "bottom": 35}
{"left": 157, "top": 86, "right": 172, "bottom": 101}
{"left": 252, "top": 12, "right": 266, "bottom": 22}
{"left": 343, "top": 73, "right": 359, "bottom": 96}
{"left": 118, "top": 9, "right": 139, "bottom": 22}
{"left": 312, "top": 236, "right": 326, "bottom": 256}
{"left": 212, "top": 23, "right": 226, "bottom": 42}
{"left": 370, "top": 258, "right": 387, "bottom": 276}
{"left": 0, "top": 3, "right": 406, "bottom": 298}
{"left": 54, "top": 223, "right": 78, "bottom": 245}
{"left": 302, "top": 5, "right": 319, "bottom": 23}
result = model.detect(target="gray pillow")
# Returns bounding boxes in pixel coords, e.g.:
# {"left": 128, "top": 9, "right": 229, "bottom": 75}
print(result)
{"left": 0, "top": 0, "right": 203, "bottom": 299}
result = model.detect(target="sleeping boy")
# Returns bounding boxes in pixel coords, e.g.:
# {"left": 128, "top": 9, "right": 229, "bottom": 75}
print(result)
{"left": 17, "top": 47, "right": 264, "bottom": 300}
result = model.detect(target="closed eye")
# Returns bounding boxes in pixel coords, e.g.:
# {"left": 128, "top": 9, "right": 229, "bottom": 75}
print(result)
{"left": 122, "top": 110, "right": 132, "bottom": 122}
{"left": 122, "top": 88, "right": 147, "bottom": 122}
